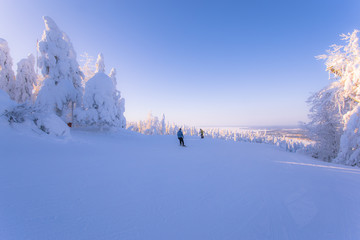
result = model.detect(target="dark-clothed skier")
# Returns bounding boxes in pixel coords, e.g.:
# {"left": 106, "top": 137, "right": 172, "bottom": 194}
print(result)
{"left": 200, "top": 129, "right": 204, "bottom": 139}
{"left": 177, "top": 128, "right": 185, "bottom": 146}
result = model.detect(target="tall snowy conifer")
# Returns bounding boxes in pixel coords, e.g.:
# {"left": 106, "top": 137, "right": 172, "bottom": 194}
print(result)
{"left": 309, "top": 29, "right": 360, "bottom": 165}
{"left": 36, "top": 16, "right": 84, "bottom": 119}
{"left": 15, "top": 54, "right": 37, "bottom": 103}
{"left": 0, "top": 38, "right": 16, "bottom": 100}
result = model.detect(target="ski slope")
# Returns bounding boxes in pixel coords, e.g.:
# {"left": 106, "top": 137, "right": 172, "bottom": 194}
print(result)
{"left": 1, "top": 126, "right": 360, "bottom": 240}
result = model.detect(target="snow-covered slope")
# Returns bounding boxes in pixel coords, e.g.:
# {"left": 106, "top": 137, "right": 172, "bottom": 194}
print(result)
{"left": 1, "top": 127, "right": 360, "bottom": 240}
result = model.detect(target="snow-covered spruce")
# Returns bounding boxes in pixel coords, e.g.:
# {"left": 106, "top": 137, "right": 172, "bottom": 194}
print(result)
{"left": 75, "top": 53, "right": 125, "bottom": 128}
{"left": 0, "top": 38, "right": 16, "bottom": 100}
{"left": 95, "top": 53, "right": 105, "bottom": 73}
{"left": 309, "top": 29, "right": 360, "bottom": 165}
{"left": 14, "top": 54, "right": 37, "bottom": 103}
{"left": 306, "top": 82, "right": 344, "bottom": 161}
{"left": 79, "top": 52, "right": 96, "bottom": 82}
{"left": 36, "top": 16, "right": 84, "bottom": 121}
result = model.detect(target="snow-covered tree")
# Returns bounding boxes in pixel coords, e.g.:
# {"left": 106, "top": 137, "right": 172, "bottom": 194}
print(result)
{"left": 79, "top": 52, "right": 96, "bottom": 82}
{"left": 14, "top": 54, "right": 37, "bottom": 103}
{"left": 109, "top": 67, "right": 126, "bottom": 128}
{"left": 36, "top": 16, "right": 84, "bottom": 120}
{"left": 76, "top": 72, "right": 119, "bottom": 127}
{"left": 109, "top": 67, "right": 117, "bottom": 86}
{"left": 75, "top": 54, "right": 124, "bottom": 128}
{"left": 335, "top": 105, "right": 360, "bottom": 166}
{"left": 142, "top": 112, "right": 157, "bottom": 135}
{"left": 309, "top": 29, "right": 360, "bottom": 165}
{"left": 95, "top": 53, "right": 105, "bottom": 73}
{"left": 0, "top": 38, "right": 16, "bottom": 100}
{"left": 306, "top": 82, "right": 344, "bottom": 161}
{"left": 119, "top": 98, "right": 126, "bottom": 128}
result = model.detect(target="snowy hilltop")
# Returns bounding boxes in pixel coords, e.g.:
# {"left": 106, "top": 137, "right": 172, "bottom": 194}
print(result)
{"left": 1, "top": 120, "right": 360, "bottom": 240}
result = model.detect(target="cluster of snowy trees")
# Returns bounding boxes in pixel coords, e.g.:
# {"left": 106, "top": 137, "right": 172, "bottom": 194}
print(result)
{"left": 307, "top": 30, "right": 360, "bottom": 166}
{"left": 127, "top": 113, "right": 198, "bottom": 136}
{"left": 0, "top": 16, "right": 125, "bottom": 135}
{"left": 205, "top": 128, "right": 313, "bottom": 153}
{"left": 0, "top": 39, "right": 37, "bottom": 104}
{"left": 127, "top": 113, "right": 312, "bottom": 153}
{"left": 127, "top": 113, "right": 167, "bottom": 135}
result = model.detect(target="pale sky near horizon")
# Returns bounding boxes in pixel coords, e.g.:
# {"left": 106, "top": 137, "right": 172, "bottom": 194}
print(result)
{"left": 1, "top": 0, "right": 360, "bottom": 126}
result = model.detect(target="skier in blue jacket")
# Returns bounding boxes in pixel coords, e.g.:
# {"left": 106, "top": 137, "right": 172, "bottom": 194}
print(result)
{"left": 177, "top": 128, "right": 185, "bottom": 146}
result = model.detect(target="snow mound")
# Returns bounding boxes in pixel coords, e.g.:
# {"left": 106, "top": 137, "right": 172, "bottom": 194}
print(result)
{"left": 34, "top": 113, "right": 70, "bottom": 137}
{"left": 0, "top": 89, "right": 70, "bottom": 138}
{"left": 0, "top": 89, "right": 16, "bottom": 115}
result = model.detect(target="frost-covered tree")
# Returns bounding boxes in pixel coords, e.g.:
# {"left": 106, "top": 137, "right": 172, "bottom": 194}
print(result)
{"left": 0, "top": 38, "right": 16, "bottom": 100}
{"left": 306, "top": 82, "right": 344, "bottom": 161}
{"left": 309, "top": 29, "right": 360, "bottom": 165}
{"left": 95, "top": 53, "right": 105, "bottom": 73}
{"left": 79, "top": 52, "right": 95, "bottom": 82}
{"left": 77, "top": 73, "right": 119, "bottom": 127}
{"left": 36, "top": 16, "right": 84, "bottom": 120}
{"left": 335, "top": 106, "right": 360, "bottom": 166}
{"left": 142, "top": 112, "right": 156, "bottom": 135}
{"left": 119, "top": 98, "right": 126, "bottom": 128}
{"left": 14, "top": 54, "right": 37, "bottom": 103}
{"left": 109, "top": 67, "right": 117, "bottom": 86}
{"left": 75, "top": 54, "right": 124, "bottom": 128}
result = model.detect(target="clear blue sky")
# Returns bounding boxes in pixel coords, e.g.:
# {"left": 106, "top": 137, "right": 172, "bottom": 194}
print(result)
{"left": 1, "top": 0, "right": 360, "bottom": 126}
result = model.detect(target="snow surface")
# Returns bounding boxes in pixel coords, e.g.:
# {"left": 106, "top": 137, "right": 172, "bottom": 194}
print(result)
{"left": 1, "top": 126, "right": 360, "bottom": 240}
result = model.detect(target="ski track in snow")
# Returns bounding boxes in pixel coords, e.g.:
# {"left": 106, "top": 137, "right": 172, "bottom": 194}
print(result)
{"left": 1, "top": 126, "right": 360, "bottom": 240}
